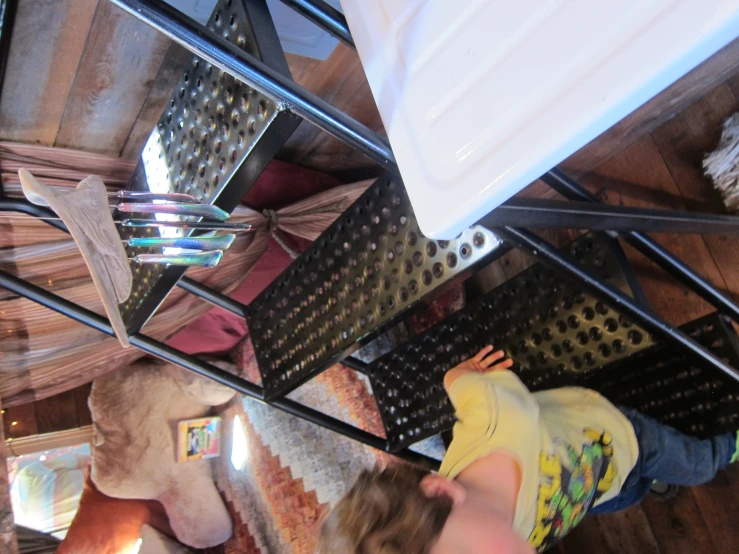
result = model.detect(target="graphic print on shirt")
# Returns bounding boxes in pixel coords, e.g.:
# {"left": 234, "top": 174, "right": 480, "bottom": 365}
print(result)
{"left": 528, "top": 428, "right": 616, "bottom": 552}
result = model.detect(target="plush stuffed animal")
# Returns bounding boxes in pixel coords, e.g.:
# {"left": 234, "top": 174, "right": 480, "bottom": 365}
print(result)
{"left": 88, "top": 357, "right": 237, "bottom": 549}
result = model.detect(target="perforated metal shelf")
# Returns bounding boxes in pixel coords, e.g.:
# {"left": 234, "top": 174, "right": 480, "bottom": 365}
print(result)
{"left": 580, "top": 313, "right": 739, "bottom": 439}
{"left": 120, "top": 0, "right": 300, "bottom": 333}
{"left": 247, "top": 175, "right": 507, "bottom": 400}
{"left": 367, "top": 233, "right": 655, "bottom": 451}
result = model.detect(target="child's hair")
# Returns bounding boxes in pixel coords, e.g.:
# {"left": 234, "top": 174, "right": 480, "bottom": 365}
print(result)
{"left": 318, "top": 464, "right": 453, "bottom": 554}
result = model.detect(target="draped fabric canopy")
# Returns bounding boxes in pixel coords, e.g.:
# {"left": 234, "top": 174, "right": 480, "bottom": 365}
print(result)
{"left": 0, "top": 142, "right": 369, "bottom": 406}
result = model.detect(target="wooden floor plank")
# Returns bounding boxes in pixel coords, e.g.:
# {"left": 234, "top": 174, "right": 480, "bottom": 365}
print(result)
{"left": 278, "top": 45, "right": 385, "bottom": 172}
{"left": 650, "top": 84, "right": 739, "bottom": 303}
{"left": 555, "top": 517, "right": 616, "bottom": 554}
{"left": 578, "top": 136, "right": 727, "bottom": 325}
{"left": 640, "top": 491, "right": 719, "bottom": 554}
{"left": 561, "top": 37, "right": 739, "bottom": 178}
{"left": 689, "top": 465, "right": 739, "bottom": 554}
{"left": 54, "top": 2, "right": 172, "bottom": 155}
{"left": 0, "top": 0, "right": 99, "bottom": 145}
{"left": 595, "top": 507, "right": 661, "bottom": 554}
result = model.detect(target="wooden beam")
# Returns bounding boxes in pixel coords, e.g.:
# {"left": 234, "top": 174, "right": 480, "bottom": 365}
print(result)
{"left": 53, "top": 1, "right": 172, "bottom": 155}
{"left": 0, "top": 0, "right": 99, "bottom": 145}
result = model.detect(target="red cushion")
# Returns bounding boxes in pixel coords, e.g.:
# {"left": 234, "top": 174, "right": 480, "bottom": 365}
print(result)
{"left": 167, "top": 160, "right": 339, "bottom": 356}
{"left": 167, "top": 237, "right": 296, "bottom": 355}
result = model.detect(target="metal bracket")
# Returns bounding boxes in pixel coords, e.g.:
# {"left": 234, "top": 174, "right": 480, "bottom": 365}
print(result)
{"left": 278, "top": 0, "right": 354, "bottom": 49}
{"left": 487, "top": 198, "right": 739, "bottom": 235}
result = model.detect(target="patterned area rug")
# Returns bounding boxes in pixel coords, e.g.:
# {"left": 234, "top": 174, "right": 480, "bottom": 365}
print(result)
{"left": 213, "top": 286, "right": 463, "bottom": 553}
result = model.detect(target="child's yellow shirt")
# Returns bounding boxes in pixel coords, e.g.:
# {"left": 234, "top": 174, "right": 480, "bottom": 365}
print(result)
{"left": 439, "top": 371, "right": 638, "bottom": 552}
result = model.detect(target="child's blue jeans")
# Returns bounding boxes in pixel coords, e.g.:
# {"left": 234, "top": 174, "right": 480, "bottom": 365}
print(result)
{"left": 590, "top": 406, "right": 737, "bottom": 514}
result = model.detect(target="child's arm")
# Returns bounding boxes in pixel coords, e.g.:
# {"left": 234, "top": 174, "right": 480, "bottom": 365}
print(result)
{"left": 443, "top": 345, "right": 513, "bottom": 392}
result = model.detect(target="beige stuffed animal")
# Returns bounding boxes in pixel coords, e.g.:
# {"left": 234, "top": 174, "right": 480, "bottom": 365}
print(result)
{"left": 89, "top": 357, "right": 237, "bottom": 549}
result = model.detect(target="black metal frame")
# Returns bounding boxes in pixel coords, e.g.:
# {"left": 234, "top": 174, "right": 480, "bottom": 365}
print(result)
{"left": 3, "top": 0, "right": 739, "bottom": 466}
{"left": 541, "top": 169, "right": 739, "bottom": 322}
{"left": 0, "top": 0, "right": 16, "bottom": 101}
{"left": 121, "top": 0, "right": 302, "bottom": 334}
{"left": 0, "top": 0, "right": 17, "bottom": 198}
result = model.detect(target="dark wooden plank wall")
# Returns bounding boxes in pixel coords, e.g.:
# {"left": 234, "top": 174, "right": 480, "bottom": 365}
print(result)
{"left": 2, "top": 383, "right": 92, "bottom": 442}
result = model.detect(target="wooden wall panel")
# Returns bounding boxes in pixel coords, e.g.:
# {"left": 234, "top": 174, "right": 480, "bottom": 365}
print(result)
{"left": 120, "top": 43, "right": 191, "bottom": 158}
{"left": 2, "top": 384, "right": 93, "bottom": 441}
{"left": 74, "top": 382, "right": 93, "bottom": 427}
{"left": 34, "top": 389, "right": 80, "bottom": 435}
{"left": 0, "top": 0, "right": 99, "bottom": 145}
{"left": 2, "top": 401, "right": 37, "bottom": 440}
{"left": 53, "top": 2, "right": 172, "bottom": 155}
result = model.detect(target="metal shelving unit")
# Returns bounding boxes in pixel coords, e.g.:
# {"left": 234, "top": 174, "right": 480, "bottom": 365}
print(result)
{"left": 3, "top": 0, "right": 739, "bottom": 470}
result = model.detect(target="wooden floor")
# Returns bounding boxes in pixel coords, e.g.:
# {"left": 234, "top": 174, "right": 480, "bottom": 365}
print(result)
{"left": 556, "top": 80, "right": 739, "bottom": 554}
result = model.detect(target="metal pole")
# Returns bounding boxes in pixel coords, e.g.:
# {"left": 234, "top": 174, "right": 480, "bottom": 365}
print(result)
{"left": 178, "top": 277, "right": 249, "bottom": 318}
{"left": 108, "top": 0, "right": 395, "bottom": 170}
{"left": 542, "top": 169, "right": 739, "bottom": 322}
{"left": 340, "top": 356, "right": 369, "bottom": 374}
{"left": 488, "top": 198, "right": 739, "bottom": 235}
{"left": 0, "top": 268, "right": 438, "bottom": 469}
{"left": 279, "top": 0, "right": 354, "bottom": 49}
{"left": 494, "top": 226, "right": 739, "bottom": 384}
{"left": 0, "top": 198, "right": 68, "bottom": 232}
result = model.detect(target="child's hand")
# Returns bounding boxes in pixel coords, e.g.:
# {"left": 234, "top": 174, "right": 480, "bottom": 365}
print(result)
{"left": 456, "top": 345, "right": 513, "bottom": 373}
{"left": 443, "top": 345, "right": 513, "bottom": 390}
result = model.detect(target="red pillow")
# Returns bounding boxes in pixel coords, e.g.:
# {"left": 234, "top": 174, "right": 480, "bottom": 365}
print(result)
{"left": 167, "top": 237, "right": 297, "bottom": 355}
{"left": 167, "top": 160, "right": 340, "bottom": 356}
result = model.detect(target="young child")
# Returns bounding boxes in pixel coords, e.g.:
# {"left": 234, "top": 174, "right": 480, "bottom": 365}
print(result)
{"left": 319, "top": 345, "right": 739, "bottom": 554}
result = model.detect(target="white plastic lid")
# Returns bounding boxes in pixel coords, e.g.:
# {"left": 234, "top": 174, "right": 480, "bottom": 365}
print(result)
{"left": 341, "top": 0, "right": 739, "bottom": 238}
